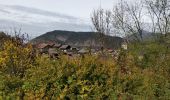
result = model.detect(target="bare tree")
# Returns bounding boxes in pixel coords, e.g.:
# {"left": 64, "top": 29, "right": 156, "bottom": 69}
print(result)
{"left": 91, "top": 8, "right": 112, "bottom": 49}
{"left": 145, "top": 0, "right": 170, "bottom": 37}
{"left": 91, "top": 0, "right": 145, "bottom": 44}
{"left": 91, "top": 0, "right": 170, "bottom": 45}
{"left": 112, "top": 0, "right": 144, "bottom": 42}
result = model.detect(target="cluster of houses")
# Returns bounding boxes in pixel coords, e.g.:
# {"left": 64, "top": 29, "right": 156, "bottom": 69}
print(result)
{"left": 34, "top": 42, "right": 90, "bottom": 58}
{"left": 33, "top": 41, "right": 128, "bottom": 59}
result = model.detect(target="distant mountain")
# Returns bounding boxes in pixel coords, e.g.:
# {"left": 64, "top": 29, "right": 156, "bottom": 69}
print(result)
{"left": 0, "top": 4, "right": 91, "bottom": 38}
{"left": 31, "top": 30, "right": 123, "bottom": 49}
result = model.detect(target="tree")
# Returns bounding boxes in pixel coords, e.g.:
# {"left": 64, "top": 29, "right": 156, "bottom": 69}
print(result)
{"left": 0, "top": 33, "right": 35, "bottom": 99}
{"left": 92, "top": 0, "right": 145, "bottom": 43}
{"left": 91, "top": 8, "right": 112, "bottom": 49}
{"left": 112, "top": 0, "right": 144, "bottom": 42}
{"left": 92, "top": 0, "right": 170, "bottom": 42}
{"left": 145, "top": 0, "right": 170, "bottom": 37}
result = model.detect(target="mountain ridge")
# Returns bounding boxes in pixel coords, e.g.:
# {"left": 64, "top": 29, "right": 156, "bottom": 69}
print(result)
{"left": 31, "top": 30, "right": 123, "bottom": 49}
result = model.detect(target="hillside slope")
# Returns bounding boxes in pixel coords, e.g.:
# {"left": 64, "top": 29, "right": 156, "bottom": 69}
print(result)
{"left": 31, "top": 30, "right": 123, "bottom": 49}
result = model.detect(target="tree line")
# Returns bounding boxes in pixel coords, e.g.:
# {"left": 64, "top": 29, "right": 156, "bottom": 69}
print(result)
{"left": 91, "top": 0, "right": 170, "bottom": 45}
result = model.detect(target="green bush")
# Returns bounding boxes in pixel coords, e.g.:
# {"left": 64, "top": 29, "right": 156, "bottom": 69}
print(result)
{"left": 0, "top": 34, "right": 170, "bottom": 99}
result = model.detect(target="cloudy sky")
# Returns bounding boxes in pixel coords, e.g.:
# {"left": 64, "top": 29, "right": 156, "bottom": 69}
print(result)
{"left": 0, "top": 0, "right": 117, "bottom": 19}
{"left": 0, "top": 0, "right": 134, "bottom": 37}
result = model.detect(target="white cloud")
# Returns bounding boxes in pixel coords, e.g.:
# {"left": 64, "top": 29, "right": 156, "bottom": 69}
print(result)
{"left": 0, "top": 0, "right": 135, "bottom": 37}
{"left": 0, "top": 0, "right": 116, "bottom": 19}
{"left": 0, "top": 5, "right": 91, "bottom": 37}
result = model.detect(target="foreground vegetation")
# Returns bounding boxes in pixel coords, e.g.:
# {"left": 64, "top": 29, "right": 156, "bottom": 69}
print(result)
{"left": 0, "top": 33, "right": 169, "bottom": 100}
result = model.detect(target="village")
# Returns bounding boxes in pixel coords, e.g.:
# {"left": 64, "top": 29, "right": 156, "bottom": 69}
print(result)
{"left": 33, "top": 41, "right": 128, "bottom": 59}
{"left": 1, "top": 0, "right": 170, "bottom": 99}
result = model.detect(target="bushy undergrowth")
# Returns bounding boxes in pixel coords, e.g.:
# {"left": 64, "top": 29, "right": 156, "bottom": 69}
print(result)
{"left": 0, "top": 36, "right": 170, "bottom": 100}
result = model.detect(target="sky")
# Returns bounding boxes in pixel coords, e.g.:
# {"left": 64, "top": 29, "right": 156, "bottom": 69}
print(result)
{"left": 0, "top": 0, "right": 135, "bottom": 37}
{"left": 0, "top": 0, "right": 118, "bottom": 19}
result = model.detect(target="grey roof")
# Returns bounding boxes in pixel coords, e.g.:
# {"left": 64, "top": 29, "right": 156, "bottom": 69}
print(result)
{"left": 54, "top": 43, "right": 62, "bottom": 48}
{"left": 78, "top": 48, "right": 89, "bottom": 54}
{"left": 37, "top": 43, "right": 49, "bottom": 49}
{"left": 48, "top": 48, "right": 58, "bottom": 54}
{"left": 60, "top": 45, "right": 71, "bottom": 49}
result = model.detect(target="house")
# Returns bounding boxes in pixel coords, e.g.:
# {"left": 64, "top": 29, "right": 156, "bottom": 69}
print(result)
{"left": 121, "top": 42, "right": 128, "bottom": 50}
{"left": 90, "top": 49, "right": 96, "bottom": 53}
{"left": 67, "top": 52, "right": 73, "bottom": 56}
{"left": 37, "top": 43, "right": 51, "bottom": 53}
{"left": 68, "top": 47, "right": 78, "bottom": 53}
{"left": 48, "top": 48, "right": 59, "bottom": 58}
{"left": 46, "top": 42, "right": 55, "bottom": 47}
{"left": 78, "top": 48, "right": 89, "bottom": 54}
{"left": 71, "top": 47, "right": 78, "bottom": 51}
{"left": 108, "top": 49, "right": 114, "bottom": 53}
{"left": 60, "top": 45, "right": 71, "bottom": 51}
{"left": 54, "top": 43, "right": 62, "bottom": 48}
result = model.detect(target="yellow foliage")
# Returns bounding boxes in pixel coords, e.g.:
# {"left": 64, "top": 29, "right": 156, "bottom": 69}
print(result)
{"left": 0, "top": 40, "right": 34, "bottom": 77}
